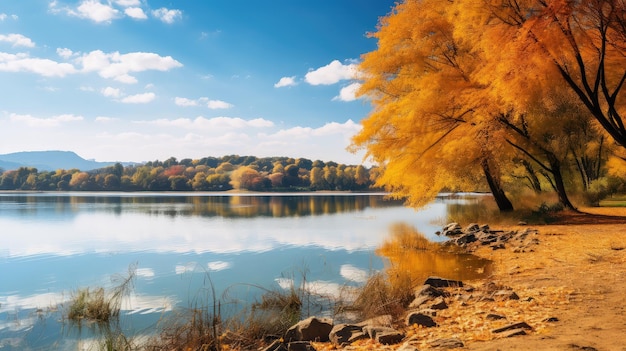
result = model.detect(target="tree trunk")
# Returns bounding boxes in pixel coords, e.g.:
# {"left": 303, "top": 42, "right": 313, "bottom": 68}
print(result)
{"left": 521, "top": 159, "right": 542, "bottom": 193}
{"left": 481, "top": 159, "right": 514, "bottom": 212}
{"left": 546, "top": 154, "right": 577, "bottom": 211}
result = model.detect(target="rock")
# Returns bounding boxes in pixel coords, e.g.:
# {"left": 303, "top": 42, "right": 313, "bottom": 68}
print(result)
{"left": 443, "top": 223, "right": 463, "bottom": 236}
{"left": 465, "top": 223, "right": 480, "bottom": 232}
{"left": 543, "top": 316, "right": 559, "bottom": 322}
{"left": 479, "top": 224, "right": 490, "bottom": 231}
{"left": 409, "top": 295, "right": 433, "bottom": 309}
{"left": 363, "top": 326, "right": 405, "bottom": 345}
{"left": 429, "top": 337, "right": 464, "bottom": 349}
{"left": 493, "top": 290, "right": 520, "bottom": 300}
{"left": 410, "top": 285, "right": 449, "bottom": 309}
{"left": 406, "top": 312, "right": 437, "bottom": 327}
{"left": 486, "top": 313, "right": 506, "bottom": 320}
{"left": 518, "top": 221, "right": 528, "bottom": 226}
{"left": 455, "top": 232, "right": 477, "bottom": 245}
{"left": 501, "top": 328, "right": 527, "bottom": 337}
{"left": 329, "top": 324, "right": 367, "bottom": 346}
{"left": 414, "top": 284, "right": 449, "bottom": 298}
{"left": 284, "top": 316, "right": 333, "bottom": 342}
{"left": 287, "top": 341, "right": 316, "bottom": 351}
{"left": 424, "top": 276, "right": 463, "bottom": 288}
{"left": 492, "top": 321, "right": 533, "bottom": 333}
{"left": 428, "top": 297, "right": 448, "bottom": 310}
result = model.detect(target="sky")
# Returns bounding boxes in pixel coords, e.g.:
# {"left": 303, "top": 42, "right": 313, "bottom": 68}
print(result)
{"left": 0, "top": 0, "right": 396, "bottom": 165}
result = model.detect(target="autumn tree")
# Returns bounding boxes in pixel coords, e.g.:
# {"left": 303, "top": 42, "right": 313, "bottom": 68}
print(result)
{"left": 352, "top": 0, "right": 514, "bottom": 210}
{"left": 458, "top": 0, "right": 626, "bottom": 150}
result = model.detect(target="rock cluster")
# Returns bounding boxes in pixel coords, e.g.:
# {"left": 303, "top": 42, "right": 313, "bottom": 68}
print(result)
{"left": 263, "top": 275, "right": 552, "bottom": 351}
{"left": 439, "top": 222, "right": 539, "bottom": 252}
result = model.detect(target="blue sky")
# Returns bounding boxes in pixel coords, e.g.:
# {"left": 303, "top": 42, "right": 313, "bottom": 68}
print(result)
{"left": 0, "top": 0, "right": 394, "bottom": 164}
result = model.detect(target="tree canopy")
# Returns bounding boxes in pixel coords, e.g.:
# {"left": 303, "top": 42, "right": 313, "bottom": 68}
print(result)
{"left": 352, "top": 0, "right": 626, "bottom": 211}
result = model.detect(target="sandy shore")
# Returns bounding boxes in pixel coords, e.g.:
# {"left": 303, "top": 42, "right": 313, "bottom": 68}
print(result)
{"left": 309, "top": 207, "right": 626, "bottom": 351}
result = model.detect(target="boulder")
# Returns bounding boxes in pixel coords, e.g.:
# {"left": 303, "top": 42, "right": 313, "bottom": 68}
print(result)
{"left": 406, "top": 312, "right": 437, "bottom": 327}
{"left": 363, "top": 326, "right": 405, "bottom": 345}
{"left": 424, "top": 276, "right": 463, "bottom": 288}
{"left": 329, "top": 324, "right": 367, "bottom": 346}
{"left": 284, "top": 316, "right": 333, "bottom": 342}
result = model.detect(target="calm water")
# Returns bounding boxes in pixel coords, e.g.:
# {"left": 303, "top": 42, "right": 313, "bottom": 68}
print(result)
{"left": 0, "top": 192, "right": 490, "bottom": 350}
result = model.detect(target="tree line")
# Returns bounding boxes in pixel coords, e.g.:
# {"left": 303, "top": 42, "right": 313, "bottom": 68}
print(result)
{"left": 0, "top": 155, "right": 378, "bottom": 192}
{"left": 352, "top": 0, "right": 626, "bottom": 211}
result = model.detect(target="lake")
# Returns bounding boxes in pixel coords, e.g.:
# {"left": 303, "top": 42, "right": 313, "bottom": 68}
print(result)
{"left": 0, "top": 192, "right": 491, "bottom": 350}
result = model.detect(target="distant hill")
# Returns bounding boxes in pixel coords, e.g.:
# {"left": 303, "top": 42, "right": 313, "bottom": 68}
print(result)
{"left": 0, "top": 151, "right": 121, "bottom": 172}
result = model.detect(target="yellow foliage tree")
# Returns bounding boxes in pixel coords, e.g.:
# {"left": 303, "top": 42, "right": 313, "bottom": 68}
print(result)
{"left": 352, "top": 0, "right": 514, "bottom": 210}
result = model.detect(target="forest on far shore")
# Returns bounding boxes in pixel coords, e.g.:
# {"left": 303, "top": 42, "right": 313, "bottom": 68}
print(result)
{"left": 0, "top": 155, "right": 379, "bottom": 192}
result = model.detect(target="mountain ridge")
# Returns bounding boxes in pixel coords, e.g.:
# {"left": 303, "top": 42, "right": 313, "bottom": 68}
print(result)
{"left": 0, "top": 151, "right": 123, "bottom": 172}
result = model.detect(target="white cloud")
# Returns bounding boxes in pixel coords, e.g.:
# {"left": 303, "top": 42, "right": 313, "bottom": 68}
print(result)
{"left": 56, "top": 48, "right": 74, "bottom": 59}
{"left": 152, "top": 8, "right": 182, "bottom": 24}
{"left": 124, "top": 7, "right": 147, "bottom": 20}
{"left": 95, "top": 116, "right": 118, "bottom": 122}
{"left": 140, "top": 116, "right": 274, "bottom": 129}
{"left": 121, "top": 92, "right": 155, "bottom": 104}
{"left": 0, "top": 13, "right": 18, "bottom": 21}
{"left": 274, "top": 76, "right": 297, "bottom": 88}
{"left": 174, "top": 97, "right": 198, "bottom": 107}
{"left": 206, "top": 99, "right": 233, "bottom": 109}
{"left": 0, "top": 52, "right": 76, "bottom": 77}
{"left": 333, "top": 82, "right": 362, "bottom": 102}
{"left": 305, "top": 60, "right": 358, "bottom": 85}
{"left": 0, "top": 34, "right": 35, "bottom": 48}
{"left": 77, "top": 50, "right": 182, "bottom": 83}
{"left": 72, "top": 0, "right": 120, "bottom": 23}
{"left": 9, "top": 113, "right": 83, "bottom": 127}
{"left": 101, "top": 86, "right": 121, "bottom": 97}
{"left": 114, "top": 0, "right": 140, "bottom": 6}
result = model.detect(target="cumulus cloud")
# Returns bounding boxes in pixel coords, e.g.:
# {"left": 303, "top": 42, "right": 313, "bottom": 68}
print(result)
{"left": 0, "top": 13, "right": 19, "bottom": 21}
{"left": 0, "top": 34, "right": 35, "bottom": 48}
{"left": 305, "top": 60, "right": 358, "bottom": 85}
{"left": 77, "top": 50, "right": 182, "bottom": 83}
{"left": 124, "top": 7, "right": 147, "bottom": 20}
{"left": 57, "top": 48, "right": 74, "bottom": 59}
{"left": 0, "top": 52, "right": 76, "bottom": 77}
{"left": 206, "top": 100, "right": 233, "bottom": 109}
{"left": 174, "top": 97, "right": 198, "bottom": 107}
{"left": 333, "top": 82, "right": 362, "bottom": 102}
{"left": 121, "top": 92, "right": 155, "bottom": 104}
{"left": 274, "top": 76, "right": 297, "bottom": 88}
{"left": 9, "top": 113, "right": 83, "bottom": 127}
{"left": 152, "top": 8, "right": 182, "bottom": 24}
{"left": 71, "top": 0, "right": 120, "bottom": 23}
{"left": 101, "top": 86, "right": 121, "bottom": 97}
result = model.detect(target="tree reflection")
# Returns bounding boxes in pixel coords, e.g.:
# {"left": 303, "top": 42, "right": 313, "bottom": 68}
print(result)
{"left": 377, "top": 223, "right": 493, "bottom": 288}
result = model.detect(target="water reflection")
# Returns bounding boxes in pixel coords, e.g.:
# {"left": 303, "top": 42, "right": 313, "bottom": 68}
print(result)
{"left": 0, "top": 192, "right": 402, "bottom": 219}
{"left": 377, "top": 223, "right": 493, "bottom": 285}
